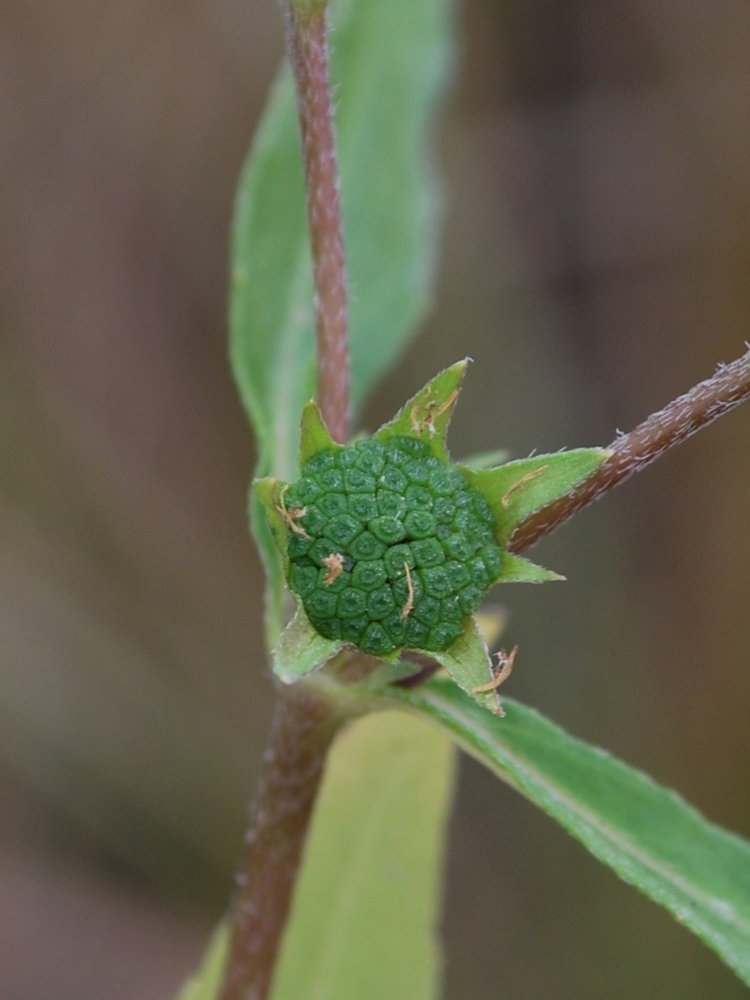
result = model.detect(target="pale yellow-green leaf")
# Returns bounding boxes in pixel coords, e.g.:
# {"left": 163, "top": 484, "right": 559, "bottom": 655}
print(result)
{"left": 175, "top": 923, "right": 230, "bottom": 1000}
{"left": 270, "top": 710, "right": 456, "bottom": 1000}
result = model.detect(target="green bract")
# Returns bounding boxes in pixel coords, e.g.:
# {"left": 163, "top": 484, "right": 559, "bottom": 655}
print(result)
{"left": 285, "top": 436, "right": 504, "bottom": 656}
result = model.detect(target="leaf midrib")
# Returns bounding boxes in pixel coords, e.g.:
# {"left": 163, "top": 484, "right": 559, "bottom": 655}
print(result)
{"left": 418, "top": 689, "right": 750, "bottom": 943}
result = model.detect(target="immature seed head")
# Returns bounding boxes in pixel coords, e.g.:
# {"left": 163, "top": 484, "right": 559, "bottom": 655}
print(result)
{"left": 284, "top": 436, "right": 504, "bottom": 657}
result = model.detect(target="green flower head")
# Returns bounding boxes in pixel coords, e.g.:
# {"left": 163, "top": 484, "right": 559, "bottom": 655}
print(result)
{"left": 285, "top": 435, "right": 503, "bottom": 657}
{"left": 254, "top": 361, "right": 609, "bottom": 713}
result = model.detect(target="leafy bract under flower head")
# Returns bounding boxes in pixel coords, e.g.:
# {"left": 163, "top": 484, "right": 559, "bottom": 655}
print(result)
{"left": 254, "top": 361, "right": 610, "bottom": 712}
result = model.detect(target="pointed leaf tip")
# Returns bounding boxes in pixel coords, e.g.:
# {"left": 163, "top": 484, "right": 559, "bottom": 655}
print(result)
{"left": 299, "top": 401, "right": 343, "bottom": 467}
{"left": 375, "top": 360, "right": 469, "bottom": 462}
{"left": 498, "top": 553, "right": 565, "bottom": 584}
{"left": 425, "top": 617, "right": 502, "bottom": 715}
{"left": 388, "top": 680, "right": 750, "bottom": 990}
{"left": 273, "top": 606, "right": 345, "bottom": 683}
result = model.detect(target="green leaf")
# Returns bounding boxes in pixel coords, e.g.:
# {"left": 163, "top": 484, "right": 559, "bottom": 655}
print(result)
{"left": 250, "top": 488, "right": 287, "bottom": 650}
{"left": 497, "top": 552, "right": 565, "bottom": 584}
{"left": 230, "top": 68, "right": 313, "bottom": 485}
{"left": 231, "top": 0, "right": 454, "bottom": 637}
{"left": 424, "top": 617, "right": 500, "bottom": 715}
{"left": 461, "top": 449, "right": 611, "bottom": 546}
{"left": 176, "top": 923, "right": 229, "bottom": 1000}
{"left": 299, "top": 401, "right": 342, "bottom": 467}
{"left": 374, "top": 359, "right": 468, "bottom": 462}
{"left": 331, "top": 0, "right": 454, "bottom": 417}
{"left": 229, "top": 0, "right": 454, "bottom": 472}
{"left": 389, "top": 679, "right": 750, "bottom": 988}
{"left": 270, "top": 710, "right": 456, "bottom": 1000}
{"left": 251, "top": 477, "right": 292, "bottom": 646}
{"left": 273, "top": 607, "right": 345, "bottom": 683}
{"left": 253, "top": 477, "right": 291, "bottom": 568}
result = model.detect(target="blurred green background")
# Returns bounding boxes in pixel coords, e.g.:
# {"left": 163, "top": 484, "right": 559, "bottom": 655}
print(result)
{"left": 1, "top": 0, "right": 749, "bottom": 996}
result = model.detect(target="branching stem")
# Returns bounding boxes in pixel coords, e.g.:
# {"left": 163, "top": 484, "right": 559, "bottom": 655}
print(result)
{"left": 508, "top": 348, "right": 750, "bottom": 553}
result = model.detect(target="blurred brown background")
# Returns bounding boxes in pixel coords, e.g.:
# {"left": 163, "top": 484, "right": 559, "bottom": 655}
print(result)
{"left": 0, "top": 0, "right": 749, "bottom": 996}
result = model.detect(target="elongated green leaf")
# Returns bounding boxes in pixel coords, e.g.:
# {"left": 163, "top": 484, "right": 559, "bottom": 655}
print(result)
{"left": 229, "top": 0, "right": 454, "bottom": 455}
{"left": 329, "top": 0, "right": 453, "bottom": 417}
{"left": 375, "top": 359, "right": 467, "bottom": 461}
{"left": 270, "top": 710, "right": 456, "bottom": 1000}
{"left": 230, "top": 68, "right": 311, "bottom": 484}
{"left": 176, "top": 924, "right": 229, "bottom": 1000}
{"left": 462, "top": 449, "right": 611, "bottom": 545}
{"left": 231, "top": 0, "right": 454, "bottom": 636}
{"left": 389, "top": 679, "right": 750, "bottom": 987}
{"left": 274, "top": 607, "right": 344, "bottom": 683}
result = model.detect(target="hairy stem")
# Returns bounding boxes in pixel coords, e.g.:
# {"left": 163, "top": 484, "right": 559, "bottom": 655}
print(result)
{"left": 219, "top": 684, "right": 343, "bottom": 1000}
{"left": 220, "top": 5, "right": 351, "bottom": 997}
{"left": 284, "top": 0, "right": 349, "bottom": 444}
{"left": 509, "top": 348, "right": 750, "bottom": 554}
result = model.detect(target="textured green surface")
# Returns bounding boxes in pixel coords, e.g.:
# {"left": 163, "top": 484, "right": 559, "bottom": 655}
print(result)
{"left": 391, "top": 679, "right": 750, "bottom": 988}
{"left": 285, "top": 436, "right": 503, "bottom": 655}
{"left": 229, "top": 0, "right": 453, "bottom": 643}
{"left": 270, "top": 711, "right": 456, "bottom": 1000}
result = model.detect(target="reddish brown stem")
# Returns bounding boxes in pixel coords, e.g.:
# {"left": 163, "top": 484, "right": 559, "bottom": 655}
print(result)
{"left": 219, "top": 684, "right": 342, "bottom": 1000}
{"left": 509, "top": 348, "right": 750, "bottom": 554}
{"left": 284, "top": 0, "right": 349, "bottom": 444}
{"left": 220, "top": 6, "right": 350, "bottom": 996}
